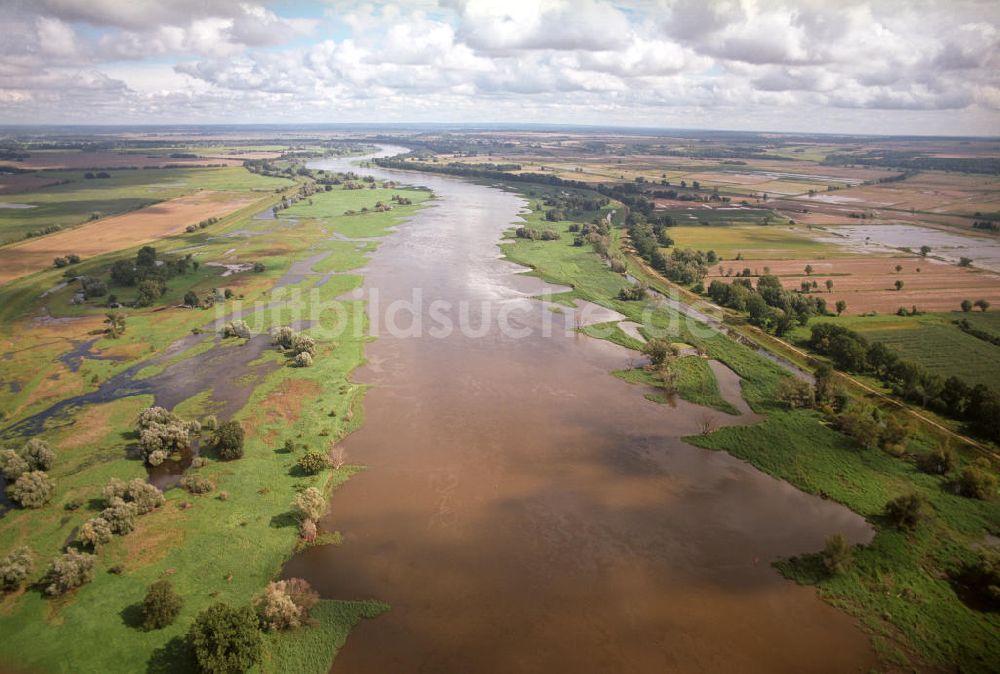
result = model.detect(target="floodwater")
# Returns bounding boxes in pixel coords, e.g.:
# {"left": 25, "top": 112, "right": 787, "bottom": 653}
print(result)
{"left": 282, "top": 148, "right": 878, "bottom": 672}
{"left": 819, "top": 223, "right": 1000, "bottom": 273}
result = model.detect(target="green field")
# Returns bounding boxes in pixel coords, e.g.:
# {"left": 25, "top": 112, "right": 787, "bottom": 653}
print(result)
{"left": 0, "top": 167, "right": 292, "bottom": 245}
{"left": 790, "top": 312, "right": 1000, "bottom": 389}
{"left": 0, "top": 178, "right": 430, "bottom": 672}
{"left": 499, "top": 180, "right": 999, "bottom": 672}
{"left": 660, "top": 206, "right": 787, "bottom": 227}
{"left": 665, "top": 223, "right": 838, "bottom": 260}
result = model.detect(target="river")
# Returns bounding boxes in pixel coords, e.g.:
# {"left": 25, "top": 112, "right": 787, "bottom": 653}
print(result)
{"left": 281, "top": 147, "right": 878, "bottom": 673}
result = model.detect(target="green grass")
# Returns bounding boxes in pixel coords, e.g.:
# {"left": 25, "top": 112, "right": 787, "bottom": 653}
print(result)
{"left": 0, "top": 180, "right": 430, "bottom": 672}
{"left": 665, "top": 223, "right": 839, "bottom": 260}
{"left": 660, "top": 207, "right": 788, "bottom": 226}
{"left": 612, "top": 357, "right": 740, "bottom": 415}
{"left": 0, "top": 167, "right": 291, "bottom": 245}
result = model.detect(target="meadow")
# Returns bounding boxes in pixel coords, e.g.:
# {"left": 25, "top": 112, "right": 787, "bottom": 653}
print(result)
{"left": 0, "top": 169, "right": 431, "bottom": 673}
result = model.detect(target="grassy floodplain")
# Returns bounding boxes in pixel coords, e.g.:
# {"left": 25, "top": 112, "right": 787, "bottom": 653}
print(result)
{"left": 0, "top": 167, "right": 431, "bottom": 672}
{"left": 498, "top": 181, "right": 999, "bottom": 672}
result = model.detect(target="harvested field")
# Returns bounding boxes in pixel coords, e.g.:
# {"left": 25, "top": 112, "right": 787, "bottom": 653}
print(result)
{"left": 0, "top": 151, "right": 245, "bottom": 170}
{"left": 0, "top": 191, "right": 262, "bottom": 285}
{"left": 0, "top": 173, "right": 66, "bottom": 194}
{"left": 708, "top": 256, "right": 1000, "bottom": 314}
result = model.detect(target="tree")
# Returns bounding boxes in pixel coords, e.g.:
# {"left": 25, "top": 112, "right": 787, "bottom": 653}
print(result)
{"left": 294, "top": 351, "right": 313, "bottom": 368}
{"left": 77, "top": 517, "right": 113, "bottom": 550}
{"left": 20, "top": 438, "right": 55, "bottom": 471}
{"left": 894, "top": 264, "right": 903, "bottom": 273}
{"left": 221, "top": 321, "right": 251, "bottom": 339}
{"left": 804, "top": 264, "right": 813, "bottom": 275}
{"left": 821, "top": 534, "right": 853, "bottom": 576}
{"left": 104, "top": 311, "right": 126, "bottom": 338}
{"left": 136, "top": 406, "right": 194, "bottom": 466}
{"left": 958, "top": 548, "right": 1000, "bottom": 611}
{"left": 184, "top": 290, "right": 199, "bottom": 307}
{"left": 213, "top": 421, "right": 245, "bottom": 460}
{"left": 835, "top": 300, "right": 846, "bottom": 316}
{"left": 135, "top": 279, "right": 165, "bottom": 307}
{"left": 884, "top": 493, "right": 925, "bottom": 531}
{"left": 0, "top": 449, "right": 29, "bottom": 481}
{"left": 836, "top": 405, "right": 880, "bottom": 450}
{"left": 142, "top": 580, "right": 183, "bottom": 630}
{"left": 0, "top": 546, "right": 34, "bottom": 592}
{"left": 961, "top": 299, "right": 973, "bottom": 313}
{"left": 894, "top": 280, "right": 904, "bottom": 291}
{"left": 974, "top": 299, "right": 990, "bottom": 313}
{"left": 298, "top": 451, "right": 329, "bottom": 475}
{"left": 775, "top": 377, "right": 814, "bottom": 409}
{"left": 180, "top": 475, "right": 215, "bottom": 494}
{"left": 957, "top": 459, "right": 997, "bottom": 500}
{"left": 101, "top": 498, "right": 138, "bottom": 535}
{"left": 44, "top": 549, "right": 96, "bottom": 596}
{"left": 879, "top": 414, "right": 910, "bottom": 454}
{"left": 9, "top": 471, "right": 54, "bottom": 508}
{"left": 254, "top": 578, "right": 319, "bottom": 631}
{"left": 136, "top": 246, "right": 157, "bottom": 268}
{"left": 918, "top": 444, "right": 955, "bottom": 476}
{"left": 642, "top": 338, "right": 675, "bottom": 367}
{"left": 920, "top": 245, "right": 931, "bottom": 256}
{"left": 825, "top": 279, "right": 833, "bottom": 293}
{"left": 291, "top": 487, "right": 326, "bottom": 523}
{"left": 188, "top": 603, "right": 263, "bottom": 674}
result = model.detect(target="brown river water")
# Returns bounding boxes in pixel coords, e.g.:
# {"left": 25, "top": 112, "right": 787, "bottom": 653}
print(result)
{"left": 282, "top": 148, "right": 878, "bottom": 673}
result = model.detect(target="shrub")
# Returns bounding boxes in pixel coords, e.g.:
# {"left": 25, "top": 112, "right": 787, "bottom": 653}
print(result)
{"left": 213, "top": 421, "right": 245, "bottom": 460}
{"left": 957, "top": 459, "right": 997, "bottom": 500}
{"left": 136, "top": 407, "right": 193, "bottom": 466}
{"left": 0, "top": 546, "right": 34, "bottom": 592}
{"left": 820, "top": 534, "right": 853, "bottom": 576}
{"left": 183, "top": 290, "right": 199, "bottom": 307}
{"left": 254, "top": 578, "right": 319, "bottom": 631}
{"left": 77, "top": 517, "right": 113, "bottom": 549}
{"left": 252, "top": 262, "right": 265, "bottom": 273}
{"left": 775, "top": 377, "right": 814, "bottom": 409}
{"left": 102, "top": 477, "right": 128, "bottom": 501}
{"left": 125, "top": 479, "right": 165, "bottom": 514}
{"left": 294, "top": 351, "right": 313, "bottom": 368}
{"left": 44, "top": 549, "right": 96, "bottom": 596}
{"left": 291, "top": 488, "right": 326, "bottom": 523}
{"left": 188, "top": 603, "right": 263, "bottom": 674}
{"left": 20, "top": 438, "right": 56, "bottom": 471}
{"left": 0, "top": 449, "right": 29, "bottom": 481}
{"left": 958, "top": 548, "right": 1000, "bottom": 611}
{"left": 9, "top": 471, "right": 54, "bottom": 508}
{"left": 835, "top": 404, "right": 881, "bottom": 450}
{"left": 221, "top": 320, "right": 251, "bottom": 339}
{"left": 884, "top": 493, "right": 925, "bottom": 531}
{"left": 918, "top": 445, "right": 955, "bottom": 475}
{"left": 180, "top": 475, "right": 215, "bottom": 495}
{"left": 101, "top": 498, "right": 138, "bottom": 535}
{"left": 291, "top": 334, "right": 316, "bottom": 356}
{"left": 142, "top": 580, "right": 183, "bottom": 630}
{"left": 270, "top": 326, "right": 296, "bottom": 349}
{"left": 299, "top": 518, "right": 317, "bottom": 542}
{"left": 202, "top": 415, "right": 218, "bottom": 431}
{"left": 298, "top": 452, "right": 329, "bottom": 475}
{"left": 642, "top": 338, "right": 675, "bottom": 366}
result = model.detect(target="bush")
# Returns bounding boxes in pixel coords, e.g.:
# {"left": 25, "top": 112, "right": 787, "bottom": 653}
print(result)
{"left": 642, "top": 338, "right": 675, "bottom": 366}
{"left": 125, "top": 479, "right": 165, "bottom": 514}
{"left": 180, "top": 475, "right": 215, "bottom": 495}
{"left": 9, "top": 471, "right": 54, "bottom": 508}
{"left": 183, "top": 290, "right": 199, "bottom": 307}
{"left": 820, "top": 534, "right": 853, "bottom": 576}
{"left": 20, "top": 438, "right": 56, "bottom": 471}
{"left": 294, "top": 351, "right": 313, "bottom": 368}
{"left": 775, "top": 377, "right": 814, "bottom": 409}
{"left": 142, "top": 580, "right": 183, "bottom": 630}
{"left": 44, "top": 549, "right": 96, "bottom": 596}
{"left": 213, "top": 421, "right": 245, "bottom": 460}
{"left": 254, "top": 578, "right": 319, "bottom": 631}
{"left": 0, "top": 546, "right": 34, "bottom": 592}
{"left": 101, "top": 498, "right": 138, "bottom": 535}
{"left": 917, "top": 445, "right": 955, "bottom": 475}
{"left": 0, "top": 449, "right": 29, "bottom": 481}
{"left": 884, "top": 493, "right": 925, "bottom": 531}
{"left": 298, "top": 451, "right": 329, "bottom": 475}
{"left": 202, "top": 415, "right": 218, "bottom": 431}
{"left": 958, "top": 548, "right": 1000, "bottom": 611}
{"left": 221, "top": 320, "right": 251, "bottom": 339}
{"left": 77, "top": 517, "right": 113, "bottom": 549}
{"left": 188, "top": 603, "right": 263, "bottom": 674}
{"left": 136, "top": 406, "right": 194, "bottom": 466}
{"left": 957, "top": 459, "right": 997, "bottom": 500}
{"left": 291, "top": 488, "right": 326, "bottom": 523}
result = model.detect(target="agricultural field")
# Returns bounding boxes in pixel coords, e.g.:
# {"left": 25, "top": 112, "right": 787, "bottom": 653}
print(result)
{"left": 666, "top": 224, "right": 836, "bottom": 259}
{"left": 0, "top": 150, "right": 247, "bottom": 171}
{"left": 0, "top": 167, "right": 292, "bottom": 245}
{"left": 0, "top": 153, "right": 432, "bottom": 673}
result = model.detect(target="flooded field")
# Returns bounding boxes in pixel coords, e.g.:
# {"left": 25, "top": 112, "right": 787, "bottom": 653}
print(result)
{"left": 820, "top": 223, "right": 1000, "bottom": 272}
{"left": 280, "top": 149, "right": 878, "bottom": 672}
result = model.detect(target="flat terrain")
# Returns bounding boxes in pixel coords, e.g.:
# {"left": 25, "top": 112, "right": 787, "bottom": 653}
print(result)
{"left": 0, "top": 191, "right": 263, "bottom": 285}
{"left": 0, "top": 150, "right": 246, "bottom": 170}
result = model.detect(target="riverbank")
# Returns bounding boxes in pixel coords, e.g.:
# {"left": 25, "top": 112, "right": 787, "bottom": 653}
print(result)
{"left": 0, "top": 166, "right": 431, "bottom": 672}
{"left": 499, "top": 182, "right": 1000, "bottom": 672}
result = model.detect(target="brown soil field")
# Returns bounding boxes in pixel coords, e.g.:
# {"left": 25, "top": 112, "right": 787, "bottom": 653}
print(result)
{"left": 0, "top": 173, "right": 67, "bottom": 194}
{"left": 0, "top": 191, "right": 261, "bottom": 285}
{"left": 709, "top": 255, "right": 1000, "bottom": 314}
{"left": 0, "top": 151, "right": 244, "bottom": 170}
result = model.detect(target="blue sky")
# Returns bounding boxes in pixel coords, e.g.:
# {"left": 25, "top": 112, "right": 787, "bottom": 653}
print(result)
{"left": 1, "top": 0, "right": 998, "bottom": 135}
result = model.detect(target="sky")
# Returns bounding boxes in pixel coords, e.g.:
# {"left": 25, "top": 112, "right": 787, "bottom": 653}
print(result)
{"left": 0, "top": 0, "right": 998, "bottom": 135}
